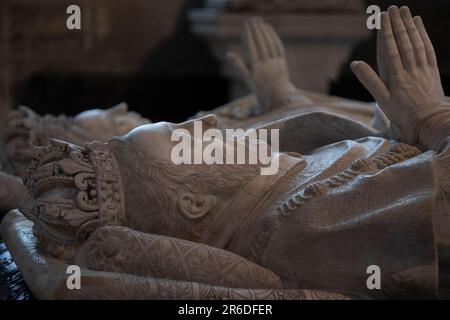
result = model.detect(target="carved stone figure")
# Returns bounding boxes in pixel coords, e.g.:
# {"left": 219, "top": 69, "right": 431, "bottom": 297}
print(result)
{"left": 193, "top": 18, "right": 392, "bottom": 135}
{"left": 0, "top": 19, "right": 381, "bottom": 218}
{"left": 0, "top": 103, "right": 149, "bottom": 178}
{"left": 0, "top": 103, "right": 150, "bottom": 216}
{"left": 3, "top": 6, "right": 450, "bottom": 300}
{"left": 191, "top": 0, "right": 369, "bottom": 97}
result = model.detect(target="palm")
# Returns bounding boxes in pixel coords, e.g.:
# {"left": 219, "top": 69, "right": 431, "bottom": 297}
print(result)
{"left": 227, "top": 18, "right": 306, "bottom": 113}
{"left": 351, "top": 6, "right": 446, "bottom": 132}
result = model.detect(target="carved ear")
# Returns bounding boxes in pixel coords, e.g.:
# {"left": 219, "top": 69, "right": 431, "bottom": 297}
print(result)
{"left": 177, "top": 192, "right": 217, "bottom": 220}
{"left": 106, "top": 103, "right": 128, "bottom": 116}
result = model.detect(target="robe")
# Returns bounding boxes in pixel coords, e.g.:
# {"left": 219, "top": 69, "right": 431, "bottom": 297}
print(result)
{"left": 229, "top": 112, "right": 450, "bottom": 299}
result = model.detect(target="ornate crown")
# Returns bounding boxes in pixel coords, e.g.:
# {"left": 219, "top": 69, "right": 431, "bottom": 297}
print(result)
{"left": 20, "top": 139, "right": 125, "bottom": 247}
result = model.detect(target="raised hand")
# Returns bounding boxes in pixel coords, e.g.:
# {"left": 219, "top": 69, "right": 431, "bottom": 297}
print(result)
{"left": 227, "top": 18, "right": 309, "bottom": 113}
{"left": 351, "top": 6, "right": 447, "bottom": 142}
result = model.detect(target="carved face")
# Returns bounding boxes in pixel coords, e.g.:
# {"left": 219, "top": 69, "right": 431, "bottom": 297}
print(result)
{"left": 112, "top": 114, "right": 264, "bottom": 239}
{"left": 21, "top": 115, "right": 267, "bottom": 261}
{"left": 74, "top": 103, "right": 149, "bottom": 139}
{"left": 125, "top": 114, "right": 219, "bottom": 161}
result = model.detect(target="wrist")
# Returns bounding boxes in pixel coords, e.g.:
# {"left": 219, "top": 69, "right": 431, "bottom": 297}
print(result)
{"left": 261, "top": 82, "right": 310, "bottom": 111}
{"left": 402, "top": 103, "right": 450, "bottom": 150}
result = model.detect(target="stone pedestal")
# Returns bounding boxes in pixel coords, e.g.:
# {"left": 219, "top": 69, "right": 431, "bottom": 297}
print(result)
{"left": 189, "top": 0, "right": 370, "bottom": 99}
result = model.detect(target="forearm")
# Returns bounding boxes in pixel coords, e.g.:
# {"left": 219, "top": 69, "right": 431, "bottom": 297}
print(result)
{"left": 75, "top": 226, "right": 282, "bottom": 289}
{"left": 261, "top": 83, "right": 308, "bottom": 110}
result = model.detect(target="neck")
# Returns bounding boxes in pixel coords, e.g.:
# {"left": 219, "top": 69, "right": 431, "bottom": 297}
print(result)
{"left": 194, "top": 152, "right": 306, "bottom": 250}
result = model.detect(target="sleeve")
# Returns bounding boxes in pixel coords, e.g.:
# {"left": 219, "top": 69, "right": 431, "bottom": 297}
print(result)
{"left": 433, "top": 135, "right": 450, "bottom": 296}
{"left": 399, "top": 105, "right": 450, "bottom": 295}
{"left": 0, "top": 210, "right": 350, "bottom": 300}
{"left": 401, "top": 104, "right": 450, "bottom": 152}
{"left": 74, "top": 225, "right": 282, "bottom": 290}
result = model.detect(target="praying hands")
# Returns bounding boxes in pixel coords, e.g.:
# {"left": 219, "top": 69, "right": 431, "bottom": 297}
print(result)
{"left": 351, "top": 6, "right": 450, "bottom": 150}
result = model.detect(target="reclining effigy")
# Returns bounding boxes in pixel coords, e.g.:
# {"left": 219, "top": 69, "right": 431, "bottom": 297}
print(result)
{"left": 0, "top": 19, "right": 388, "bottom": 218}
{"left": 0, "top": 103, "right": 150, "bottom": 216}
{"left": 4, "top": 6, "right": 450, "bottom": 300}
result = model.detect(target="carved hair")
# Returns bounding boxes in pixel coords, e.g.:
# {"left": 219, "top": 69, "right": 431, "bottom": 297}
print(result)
{"left": 108, "top": 138, "right": 260, "bottom": 240}
{"left": 20, "top": 137, "right": 259, "bottom": 261}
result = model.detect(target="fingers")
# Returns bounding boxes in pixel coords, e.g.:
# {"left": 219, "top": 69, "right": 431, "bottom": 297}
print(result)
{"left": 399, "top": 6, "right": 427, "bottom": 67}
{"left": 351, "top": 61, "right": 390, "bottom": 104}
{"left": 256, "top": 19, "right": 278, "bottom": 58}
{"left": 388, "top": 6, "right": 415, "bottom": 70}
{"left": 413, "top": 15, "right": 438, "bottom": 67}
{"left": 250, "top": 19, "right": 270, "bottom": 61}
{"left": 380, "top": 11, "right": 404, "bottom": 76}
{"left": 376, "top": 19, "right": 386, "bottom": 80}
{"left": 226, "top": 52, "right": 250, "bottom": 83}
{"left": 243, "top": 17, "right": 284, "bottom": 62}
{"left": 377, "top": 5, "right": 438, "bottom": 83}
{"left": 243, "top": 20, "right": 259, "bottom": 64}
{"left": 263, "top": 22, "right": 285, "bottom": 57}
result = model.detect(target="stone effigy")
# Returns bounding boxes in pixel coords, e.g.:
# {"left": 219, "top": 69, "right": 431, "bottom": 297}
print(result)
{"left": 3, "top": 5, "right": 450, "bottom": 300}
{"left": 0, "top": 19, "right": 385, "bottom": 219}
{"left": 0, "top": 103, "right": 149, "bottom": 178}
{"left": 192, "top": 18, "right": 397, "bottom": 138}
{"left": 190, "top": 0, "right": 369, "bottom": 95}
{"left": 0, "top": 103, "right": 150, "bottom": 216}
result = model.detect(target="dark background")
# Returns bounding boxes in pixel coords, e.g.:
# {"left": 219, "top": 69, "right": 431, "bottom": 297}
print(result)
{"left": 331, "top": 0, "right": 450, "bottom": 102}
{"left": 5, "top": 0, "right": 450, "bottom": 123}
